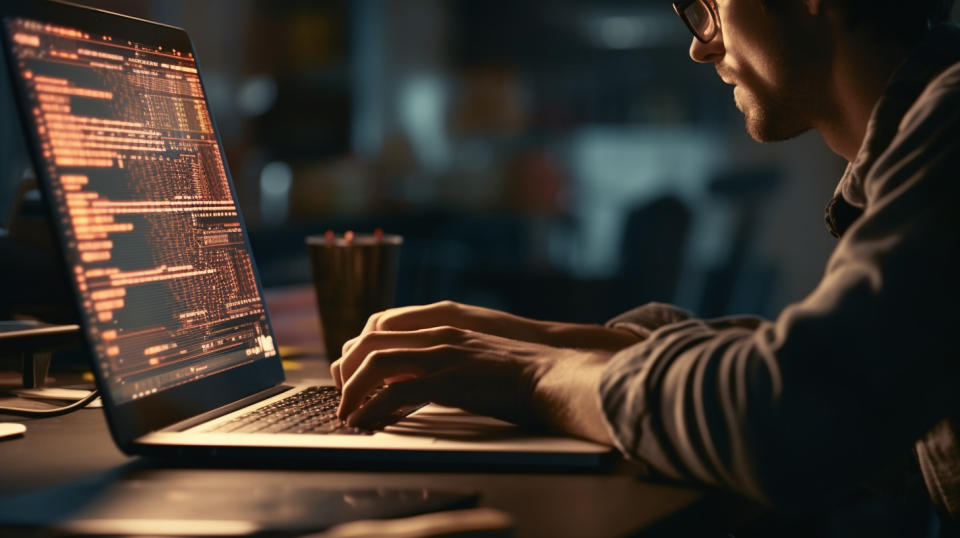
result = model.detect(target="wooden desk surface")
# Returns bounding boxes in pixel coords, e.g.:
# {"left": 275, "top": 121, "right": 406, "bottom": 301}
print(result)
{"left": 0, "top": 287, "right": 707, "bottom": 537}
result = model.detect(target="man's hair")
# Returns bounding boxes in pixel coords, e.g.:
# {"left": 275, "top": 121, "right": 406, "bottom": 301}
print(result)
{"left": 839, "top": 0, "right": 955, "bottom": 41}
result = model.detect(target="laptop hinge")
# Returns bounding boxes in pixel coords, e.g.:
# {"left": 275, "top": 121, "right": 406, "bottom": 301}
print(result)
{"left": 159, "top": 385, "right": 294, "bottom": 432}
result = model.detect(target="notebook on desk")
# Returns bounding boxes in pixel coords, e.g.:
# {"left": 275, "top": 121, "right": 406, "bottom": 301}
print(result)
{"left": 0, "top": 0, "right": 609, "bottom": 466}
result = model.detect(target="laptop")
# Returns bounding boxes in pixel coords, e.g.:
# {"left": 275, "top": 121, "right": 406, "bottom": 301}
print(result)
{"left": 0, "top": 0, "right": 610, "bottom": 467}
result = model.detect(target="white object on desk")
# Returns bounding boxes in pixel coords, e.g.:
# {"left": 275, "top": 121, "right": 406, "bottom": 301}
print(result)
{"left": 0, "top": 422, "right": 27, "bottom": 439}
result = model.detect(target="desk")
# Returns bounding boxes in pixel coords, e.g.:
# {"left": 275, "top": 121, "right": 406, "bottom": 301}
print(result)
{"left": 0, "top": 287, "right": 711, "bottom": 537}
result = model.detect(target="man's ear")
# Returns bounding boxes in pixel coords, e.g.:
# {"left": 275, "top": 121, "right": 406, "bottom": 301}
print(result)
{"left": 804, "top": 0, "right": 823, "bottom": 15}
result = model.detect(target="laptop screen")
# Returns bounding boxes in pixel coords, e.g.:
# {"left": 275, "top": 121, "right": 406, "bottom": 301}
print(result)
{"left": 3, "top": 15, "right": 278, "bottom": 405}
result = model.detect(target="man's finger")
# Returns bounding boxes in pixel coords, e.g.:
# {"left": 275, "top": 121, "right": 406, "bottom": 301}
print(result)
{"left": 374, "top": 301, "right": 462, "bottom": 332}
{"left": 337, "top": 345, "right": 456, "bottom": 420}
{"left": 340, "top": 302, "right": 465, "bottom": 358}
{"left": 330, "top": 359, "right": 343, "bottom": 390}
{"left": 338, "top": 326, "right": 465, "bottom": 384}
{"left": 345, "top": 376, "right": 434, "bottom": 429}
{"left": 340, "top": 336, "right": 359, "bottom": 359}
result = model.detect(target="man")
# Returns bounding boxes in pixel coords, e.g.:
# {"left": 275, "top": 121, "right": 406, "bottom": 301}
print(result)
{"left": 333, "top": 0, "right": 960, "bottom": 529}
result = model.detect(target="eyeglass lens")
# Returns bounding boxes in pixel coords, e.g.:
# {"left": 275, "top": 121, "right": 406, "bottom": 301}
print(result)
{"left": 684, "top": 0, "right": 716, "bottom": 41}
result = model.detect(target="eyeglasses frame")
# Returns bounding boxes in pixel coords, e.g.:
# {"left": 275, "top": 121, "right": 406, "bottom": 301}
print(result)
{"left": 672, "top": 0, "right": 721, "bottom": 44}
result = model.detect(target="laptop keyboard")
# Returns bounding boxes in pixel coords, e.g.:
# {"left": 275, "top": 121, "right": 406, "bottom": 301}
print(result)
{"left": 206, "top": 387, "right": 369, "bottom": 435}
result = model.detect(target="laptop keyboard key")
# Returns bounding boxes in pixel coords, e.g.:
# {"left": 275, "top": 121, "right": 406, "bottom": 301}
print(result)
{"left": 206, "top": 387, "right": 371, "bottom": 435}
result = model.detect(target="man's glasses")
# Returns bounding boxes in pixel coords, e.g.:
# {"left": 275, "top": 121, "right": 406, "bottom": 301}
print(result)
{"left": 673, "top": 0, "right": 720, "bottom": 43}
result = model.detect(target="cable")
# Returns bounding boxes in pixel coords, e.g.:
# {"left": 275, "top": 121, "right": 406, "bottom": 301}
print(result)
{"left": 0, "top": 390, "right": 100, "bottom": 417}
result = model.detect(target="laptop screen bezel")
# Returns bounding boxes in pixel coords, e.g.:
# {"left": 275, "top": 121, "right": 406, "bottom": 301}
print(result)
{"left": 0, "top": 0, "right": 285, "bottom": 451}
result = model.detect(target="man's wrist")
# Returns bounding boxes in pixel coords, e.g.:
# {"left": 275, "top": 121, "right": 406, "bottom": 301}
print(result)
{"left": 538, "top": 322, "right": 642, "bottom": 351}
{"left": 531, "top": 350, "right": 614, "bottom": 445}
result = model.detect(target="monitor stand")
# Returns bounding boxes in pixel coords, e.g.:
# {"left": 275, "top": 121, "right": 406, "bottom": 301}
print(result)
{"left": 0, "top": 320, "right": 80, "bottom": 388}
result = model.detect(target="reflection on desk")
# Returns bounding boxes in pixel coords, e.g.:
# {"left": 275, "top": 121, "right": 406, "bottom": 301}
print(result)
{"left": 0, "top": 469, "right": 481, "bottom": 536}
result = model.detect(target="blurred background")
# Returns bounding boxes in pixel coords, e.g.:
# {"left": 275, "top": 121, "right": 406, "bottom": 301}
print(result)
{"left": 5, "top": 0, "right": 954, "bottom": 324}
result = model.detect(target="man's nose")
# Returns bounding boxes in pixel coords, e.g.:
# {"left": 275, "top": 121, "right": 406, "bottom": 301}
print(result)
{"left": 689, "top": 35, "right": 724, "bottom": 63}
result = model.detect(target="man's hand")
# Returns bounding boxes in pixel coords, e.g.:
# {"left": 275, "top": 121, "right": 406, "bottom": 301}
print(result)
{"left": 331, "top": 301, "right": 639, "bottom": 443}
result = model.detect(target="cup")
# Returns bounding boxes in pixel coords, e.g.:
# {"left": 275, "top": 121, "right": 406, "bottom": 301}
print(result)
{"left": 306, "top": 232, "right": 402, "bottom": 362}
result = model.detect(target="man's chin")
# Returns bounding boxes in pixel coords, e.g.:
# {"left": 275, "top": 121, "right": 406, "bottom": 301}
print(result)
{"left": 744, "top": 114, "right": 776, "bottom": 143}
{"left": 744, "top": 115, "right": 810, "bottom": 143}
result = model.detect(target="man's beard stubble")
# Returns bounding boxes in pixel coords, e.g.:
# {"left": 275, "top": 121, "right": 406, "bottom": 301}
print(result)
{"left": 735, "top": 83, "right": 813, "bottom": 143}
{"left": 719, "top": 52, "right": 821, "bottom": 144}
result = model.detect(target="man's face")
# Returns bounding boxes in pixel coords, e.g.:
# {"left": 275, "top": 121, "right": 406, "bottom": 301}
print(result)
{"left": 690, "top": 0, "right": 831, "bottom": 142}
